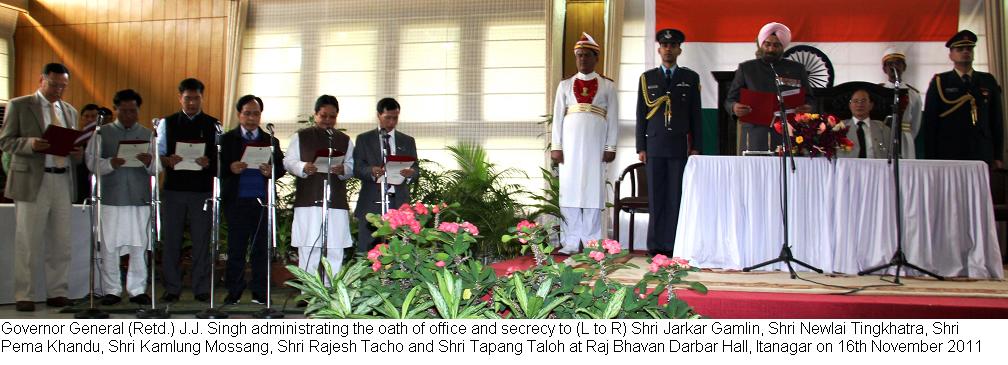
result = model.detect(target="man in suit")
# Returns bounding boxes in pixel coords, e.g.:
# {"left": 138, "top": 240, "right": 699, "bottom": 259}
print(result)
{"left": 838, "top": 89, "right": 891, "bottom": 159}
{"left": 636, "top": 29, "right": 702, "bottom": 256}
{"left": 353, "top": 97, "right": 418, "bottom": 254}
{"left": 725, "top": 22, "right": 814, "bottom": 153}
{"left": 0, "top": 63, "right": 81, "bottom": 312}
{"left": 550, "top": 33, "right": 618, "bottom": 255}
{"left": 156, "top": 78, "right": 219, "bottom": 303}
{"left": 220, "top": 95, "right": 284, "bottom": 305}
{"left": 922, "top": 30, "right": 1004, "bottom": 167}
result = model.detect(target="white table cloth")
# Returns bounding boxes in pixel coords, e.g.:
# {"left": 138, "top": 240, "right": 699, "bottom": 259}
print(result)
{"left": 674, "top": 156, "right": 1004, "bottom": 279}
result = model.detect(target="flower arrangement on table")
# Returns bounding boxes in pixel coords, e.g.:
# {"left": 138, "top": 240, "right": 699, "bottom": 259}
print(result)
{"left": 773, "top": 113, "right": 854, "bottom": 160}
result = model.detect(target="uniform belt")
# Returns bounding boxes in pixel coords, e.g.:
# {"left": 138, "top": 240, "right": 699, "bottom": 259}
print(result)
{"left": 565, "top": 103, "right": 607, "bottom": 118}
{"left": 44, "top": 167, "right": 67, "bottom": 174}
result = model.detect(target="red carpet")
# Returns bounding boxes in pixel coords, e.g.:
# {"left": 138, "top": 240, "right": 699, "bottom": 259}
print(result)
{"left": 490, "top": 255, "right": 1008, "bottom": 319}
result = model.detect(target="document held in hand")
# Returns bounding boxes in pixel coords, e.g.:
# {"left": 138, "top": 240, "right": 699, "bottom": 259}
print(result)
{"left": 381, "top": 155, "right": 417, "bottom": 185}
{"left": 738, "top": 87, "right": 806, "bottom": 126}
{"left": 174, "top": 140, "right": 206, "bottom": 171}
{"left": 40, "top": 125, "right": 85, "bottom": 156}
{"left": 116, "top": 140, "right": 150, "bottom": 168}
{"left": 312, "top": 148, "right": 345, "bottom": 173}
{"left": 240, "top": 143, "right": 273, "bottom": 168}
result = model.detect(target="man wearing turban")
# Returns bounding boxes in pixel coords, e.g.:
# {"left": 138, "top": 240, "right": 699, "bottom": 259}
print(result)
{"left": 725, "top": 22, "right": 814, "bottom": 153}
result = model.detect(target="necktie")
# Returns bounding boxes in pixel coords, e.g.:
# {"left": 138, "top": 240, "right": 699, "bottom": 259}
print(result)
{"left": 50, "top": 102, "right": 66, "bottom": 168}
{"left": 382, "top": 133, "right": 392, "bottom": 156}
{"left": 856, "top": 121, "right": 867, "bottom": 159}
{"left": 664, "top": 68, "right": 672, "bottom": 88}
{"left": 245, "top": 131, "right": 254, "bottom": 141}
{"left": 962, "top": 73, "right": 972, "bottom": 88}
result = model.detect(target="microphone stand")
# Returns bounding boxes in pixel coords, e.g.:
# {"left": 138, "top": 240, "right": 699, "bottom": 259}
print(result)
{"left": 197, "top": 123, "right": 228, "bottom": 319}
{"left": 255, "top": 123, "right": 284, "bottom": 318}
{"left": 317, "top": 129, "right": 334, "bottom": 279}
{"left": 77, "top": 114, "right": 109, "bottom": 319}
{"left": 138, "top": 118, "right": 170, "bottom": 318}
{"left": 859, "top": 68, "right": 944, "bottom": 282}
{"left": 379, "top": 130, "right": 391, "bottom": 215}
{"left": 744, "top": 62, "right": 824, "bottom": 278}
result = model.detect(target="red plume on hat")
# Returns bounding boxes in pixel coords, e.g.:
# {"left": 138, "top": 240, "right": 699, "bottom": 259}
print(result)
{"left": 574, "top": 32, "right": 600, "bottom": 53}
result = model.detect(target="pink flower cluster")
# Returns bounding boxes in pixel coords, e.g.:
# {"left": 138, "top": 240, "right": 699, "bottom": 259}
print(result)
{"left": 601, "top": 239, "right": 621, "bottom": 255}
{"left": 436, "top": 221, "right": 479, "bottom": 235}
{"left": 382, "top": 208, "right": 421, "bottom": 234}
{"left": 588, "top": 251, "right": 605, "bottom": 262}
{"left": 367, "top": 244, "right": 388, "bottom": 272}
{"left": 515, "top": 220, "right": 538, "bottom": 244}
{"left": 648, "top": 254, "right": 691, "bottom": 273}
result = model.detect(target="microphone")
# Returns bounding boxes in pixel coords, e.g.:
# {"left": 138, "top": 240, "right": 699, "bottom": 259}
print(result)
{"left": 769, "top": 62, "right": 783, "bottom": 87}
{"left": 891, "top": 66, "right": 901, "bottom": 84}
{"left": 325, "top": 128, "right": 334, "bottom": 136}
{"left": 265, "top": 123, "right": 275, "bottom": 134}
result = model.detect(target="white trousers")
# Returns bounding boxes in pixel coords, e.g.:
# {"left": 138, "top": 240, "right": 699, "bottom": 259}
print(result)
{"left": 99, "top": 244, "right": 148, "bottom": 297}
{"left": 14, "top": 172, "right": 71, "bottom": 301}
{"left": 559, "top": 207, "right": 602, "bottom": 254}
{"left": 297, "top": 246, "right": 344, "bottom": 286}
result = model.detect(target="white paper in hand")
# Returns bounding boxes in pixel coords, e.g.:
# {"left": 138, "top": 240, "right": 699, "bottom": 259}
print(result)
{"left": 174, "top": 141, "right": 205, "bottom": 171}
{"left": 241, "top": 146, "right": 272, "bottom": 167}
{"left": 117, "top": 141, "right": 150, "bottom": 168}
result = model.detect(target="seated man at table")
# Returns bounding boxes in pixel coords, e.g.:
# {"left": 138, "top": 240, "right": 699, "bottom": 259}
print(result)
{"left": 838, "top": 89, "right": 890, "bottom": 159}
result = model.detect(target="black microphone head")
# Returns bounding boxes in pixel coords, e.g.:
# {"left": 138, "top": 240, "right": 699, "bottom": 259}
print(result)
{"left": 266, "top": 123, "right": 275, "bottom": 133}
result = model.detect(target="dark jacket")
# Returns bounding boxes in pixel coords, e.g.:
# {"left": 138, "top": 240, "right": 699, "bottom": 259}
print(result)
{"left": 220, "top": 126, "right": 285, "bottom": 203}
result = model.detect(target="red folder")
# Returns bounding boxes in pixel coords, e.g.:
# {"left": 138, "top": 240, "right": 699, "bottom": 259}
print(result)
{"left": 738, "top": 88, "right": 806, "bottom": 126}
{"left": 314, "top": 148, "right": 345, "bottom": 159}
{"left": 40, "top": 125, "right": 84, "bottom": 156}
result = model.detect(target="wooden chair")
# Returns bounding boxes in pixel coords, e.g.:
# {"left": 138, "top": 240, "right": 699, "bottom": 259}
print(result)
{"left": 613, "top": 162, "right": 648, "bottom": 251}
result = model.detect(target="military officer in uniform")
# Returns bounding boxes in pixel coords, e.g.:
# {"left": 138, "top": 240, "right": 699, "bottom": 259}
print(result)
{"left": 922, "top": 30, "right": 1004, "bottom": 167}
{"left": 880, "top": 48, "right": 922, "bottom": 159}
{"left": 725, "top": 22, "right": 814, "bottom": 153}
{"left": 550, "top": 32, "right": 618, "bottom": 255}
{"left": 635, "top": 28, "right": 702, "bottom": 256}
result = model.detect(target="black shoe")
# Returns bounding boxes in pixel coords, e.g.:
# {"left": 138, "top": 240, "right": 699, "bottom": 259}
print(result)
{"left": 46, "top": 296, "right": 71, "bottom": 307}
{"left": 161, "top": 293, "right": 180, "bottom": 303}
{"left": 194, "top": 293, "right": 210, "bottom": 302}
{"left": 129, "top": 294, "right": 152, "bottom": 305}
{"left": 251, "top": 293, "right": 267, "bottom": 305}
{"left": 223, "top": 293, "right": 241, "bottom": 305}
{"left": 100, "top": 294, "right": 121, "bottom": 306}
{"left": 15, "top": 301, "right": 35, "bottom": 312}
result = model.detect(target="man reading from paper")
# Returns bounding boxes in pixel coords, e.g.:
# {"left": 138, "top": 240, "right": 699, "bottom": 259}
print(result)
{"left": 725, "top": 22, "right": 814, "bottom": 153}
{"left": 84, "top": 89, "right": 156, "bottom": 306}
{"left": 550, "top": 32, "right": 618, "bottom": 255}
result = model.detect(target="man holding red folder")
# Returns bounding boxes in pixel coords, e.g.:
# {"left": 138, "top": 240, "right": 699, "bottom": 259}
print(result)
{"left": 0, "top": 63, "right": 81, "bottom": 312}
{"left": 725, "top": 22, "right": 814, "bottom": 153}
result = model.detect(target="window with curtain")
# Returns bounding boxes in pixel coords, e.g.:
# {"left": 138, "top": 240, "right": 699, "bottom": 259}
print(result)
{"left": 237, "top": 0, "right": 548, "bottom": 195}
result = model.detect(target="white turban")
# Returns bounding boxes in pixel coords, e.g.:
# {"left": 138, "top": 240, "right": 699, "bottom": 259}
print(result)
{"left": 758, "top": 22, "right": 792, "bottom": 48}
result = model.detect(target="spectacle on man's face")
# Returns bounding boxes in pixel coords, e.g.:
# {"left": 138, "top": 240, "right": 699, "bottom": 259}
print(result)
{"left": 39, "top": 72, "right": 69, "bottom": 101}
{"left": 849, "top": 91, "right": 873, "bottom": 118}
{"left": 239, "top": 101, "right": 262, "bottom": 131}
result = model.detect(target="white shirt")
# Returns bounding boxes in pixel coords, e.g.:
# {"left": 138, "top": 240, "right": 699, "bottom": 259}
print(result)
{"left": 282, "top": 132, "right": 355, "bottom": 180}
{"left": 36, "top": 90, "right": 68, "bottom": 168}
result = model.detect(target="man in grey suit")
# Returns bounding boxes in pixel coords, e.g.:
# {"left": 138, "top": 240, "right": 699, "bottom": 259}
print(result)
{"left": 0, "top": 63, "right": 81, "bottom": 312}
{"left": 839, "top": 89, "right": 891, "bottom": 159}
{"left": 353, "top": 98, "right": 419, "bottom": 253}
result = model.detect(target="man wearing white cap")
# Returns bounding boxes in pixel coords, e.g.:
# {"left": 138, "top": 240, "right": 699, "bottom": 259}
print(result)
{"left": 725, "top": 22, "right": 814, "bottom": 153}
{"left": 879, "top": 48, "right": 921, "bottom": 159}
{"left": 550, "top": 32, "right": 618, "bottom": 255}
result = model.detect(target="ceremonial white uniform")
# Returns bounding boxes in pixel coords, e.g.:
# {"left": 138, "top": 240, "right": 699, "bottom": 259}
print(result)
{"left": 551, "top": 71, "right": 618, "bottom": 253}
{"left": 283, "top": 134, "right": 355, "bottom": 275}
{"left": 881, "top": 81, "right": 922, "bottom": 159}
{"left": 84, "top": 121, "right": 156, "bottom": 297}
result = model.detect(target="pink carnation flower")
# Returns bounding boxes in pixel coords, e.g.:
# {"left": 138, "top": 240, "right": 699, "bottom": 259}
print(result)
{"left": 413, "top": 202, "right": 429, "bottom": 215}
{"left": 602, "top": 239, "right": 622, "bottom": 255}
{"left": 585, "top": 239, "right": 599, "bottom": 249}
{"left": 652, "top": 254, "right": 670, "bottom": 267}
{"left": 589, "top": 251, "right": 605, "bottom": 262}
{"left": 371, "top": 261, "right": 382, "bottom": 272}
{"left": 435, "top": 261, "right": 446, "bottom": 268}
{"left": 649, "top": 262, "right": 661, "bottom": 273}
{"left": 516, "top": 220, "right": 537, "bottom": 231}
